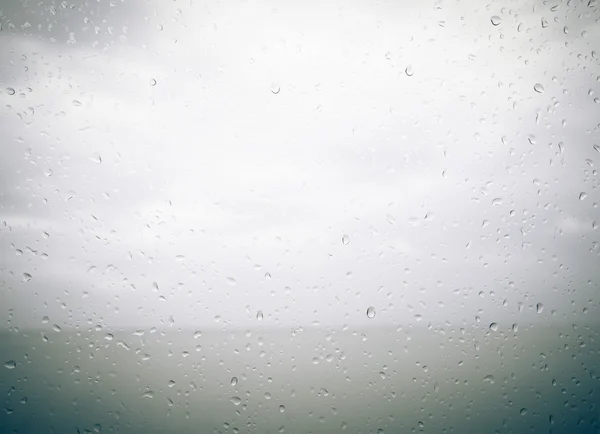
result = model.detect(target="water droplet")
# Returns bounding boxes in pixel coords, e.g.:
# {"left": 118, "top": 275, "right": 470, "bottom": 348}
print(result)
{"left": 536, "top": 303, "right": 544, "bottom": 313}
{"left": 489, "top": 322, "right": 498, "bottom": 331}
{"left": 4, "top": 361, "right": 16, "bottom": 369}
{"left": 230, "top": 396, "right": 241, "bottom": 406}
{"left": 226, "top": 277, "right": 236, "bottom": 286}
{"left": 150, "top": 78, "right": 157, "bottom": 86}
{"left": 270, "top": 83, "right": 280, "bottom": 94}
{"left": 579, "top": 192, "right": 588, "bottom": 200}
{"left": 366, "top": 306, "right": 376, "bottom": 319}
{"left": 520, "top": 408, "right": 528, "bottom": 416}
{"left": 594, "top": 145, "right": 600, "bottom": 153}
{"left": 533, "top": 83, "right": 544, "bottom": 93}
{"left": 341, "top": 234, "right": 350, "bottom": 245}
{"left": 483, "top": 374, "right": 495, "bottom": 384}
{"left": 5, "top": 87, "right": 15, "bottom": 96}
{"left": 512, "top": 323, "right": 518, "bottom": 332}
{"left": 379, "top": 371, "right": 386, "bottom": 379}
{"left": 230, "top": 376, "right": 238, "bottom": 386}
{"left": 142, "top": 390, "right": 154, "bottom": 399}
{"left": 490, "top": 15, "right": 501, "bottom": 26}
{"left": 52, "top": 324, "right": 61, "bottom": 332}
{"left": 22, "top": 273, "right": 32, "bottom": 283}
{"left": 279, "top": 405, "right": 285, "bottom": 412}
{"left": 404, "top": 65, "right": 414, "bottom": 76}
{"left": 256, "top": 310, "right": 264, "bottom": 321}
{"left": 41, "top": 316, "right": 49, "bottom": 324}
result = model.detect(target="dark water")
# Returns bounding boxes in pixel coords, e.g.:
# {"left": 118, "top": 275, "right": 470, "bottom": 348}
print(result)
{"left": 1, "top": 325, "right": 599, "bottom": 434}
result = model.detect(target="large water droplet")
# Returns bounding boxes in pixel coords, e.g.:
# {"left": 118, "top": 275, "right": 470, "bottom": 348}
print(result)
{"left": 4, "top": 361, "right": 16, "bottom": 369}
{"left": 490, "top": 15, "right": 501, "bottom": 26}
{"left": 230, "top": 377, "right": 238, "bottom": 386}
{"left": 5, "top": 87, "right": 15, "bottom": 96}
{"left": 231, "top": 396, "right": 241, "bottom": 406}
{"left": 533, "top": 83, "right": 544, "bottom": 93}
{"left": 579, "top": 192, "right": 588, "bottom": 200}
{"left": 366, "top": 306, "right": 376, "bottom": 319}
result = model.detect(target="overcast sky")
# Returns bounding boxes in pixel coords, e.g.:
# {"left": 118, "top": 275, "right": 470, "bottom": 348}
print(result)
{"left": 1, "top": 0, "right": 599, "bottom": 330}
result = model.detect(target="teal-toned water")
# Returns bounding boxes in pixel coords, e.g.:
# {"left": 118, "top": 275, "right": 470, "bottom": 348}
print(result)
{"left": 1, "top": 325, "right": 599, "bottom": 433}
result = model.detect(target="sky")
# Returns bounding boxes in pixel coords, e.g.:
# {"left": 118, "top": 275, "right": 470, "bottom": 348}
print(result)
{"left": 0, "top": 0, "right": 599, "bottom": 330}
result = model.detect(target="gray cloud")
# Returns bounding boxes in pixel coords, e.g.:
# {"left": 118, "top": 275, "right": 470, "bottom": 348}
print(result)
{"left": 1, "top": 0, "right": 599, "bottom": 330}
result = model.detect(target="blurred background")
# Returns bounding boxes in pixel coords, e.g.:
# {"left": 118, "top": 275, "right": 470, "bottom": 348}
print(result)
{"left": 1, "top": 0, "right": 599, "bottom": 432}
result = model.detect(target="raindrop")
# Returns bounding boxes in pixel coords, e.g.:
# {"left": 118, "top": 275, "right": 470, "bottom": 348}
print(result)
{"left": 483, "top": 375, "right": 495, "bottom": 384}
{"left": 4, "top": 361, "right": 16, "bottom": 370}
{"left": 150, "top": 78, "right": 157, "bottom": 86}
{"left": 5, "top": 87, "right": 16, "bottom": 96}
{"left": 41, "top": 316, "right": 49, "bottom": 324}
{"left": 404, "top": 65, "right": 414, "bottom": 76}
{"left": 230, "top": 396, "right": 241, "bottom": 406}
{"left": 279, "top": 405, "right": 285, "bottom": 413}
{"left": 271, "top": 83, "right": 280, "bottom": 94}
{"left": 489, "top": 322, "right": 498, "bottom": 331}
{"left": 22, "top": 273, "right": 32, "bottom": 283}
{"left": 226, "top": 277, "right": 236, "bottom": 286}
{"left": 520, "top": 408, "right": 528, "bottom": 416}
{"left": 379, "top": 371, "right": 386, "bottom": 379}
{"left": 490, "top": 15, "right": 501, "bottom": 26}
{"left": 231, "top": 377, "right": 238, "bottom": 386}
{"left": 533, "top": 83, "right": 544, "bottom": 93}
{"left": 579, "top": 192, "right": 587, "bottom": 201}
{"left": 341, "top": 234, "right": 350, "bottom": 245}
{"left": 256, "top": 310, "right": 264, "bottom": 321}
{"left": 142, "top": 390, "right": 154, "bottom": 399}
{"left": 52, "top": 324, "right": 62, "bottom": 332}
{"left": 512, "top": 323, "right": 518, "bottom": 332}
{"left": 366, "top": 306, "right": 376, "bottom": 319}
{"left": 536, "top": 303, "right": 544, "bottom": 313}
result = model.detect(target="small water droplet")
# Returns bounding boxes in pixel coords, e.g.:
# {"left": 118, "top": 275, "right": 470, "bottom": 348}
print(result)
{"left": 230, "top": 396, "right": 241, "bottom": 406}
{"left": 483, "top": 374, "right": 495, "bottom": 384}
{"left": 230, "top": 377, "right": 238, "bottom": 386}
{"left": 579, "top": 192, "right": 588, "bottom": 200}
{"left": 270, "top": 84, "right": 280, "bottom": 94}
{"left": 22, "top": 273, "right": 32, "bottom": 283}
{"left": 490, "top": 15, "right": 501, "bottom": 26}
{"left": 142, "top": 390, "right": 154, "bottom": 399}
{"left": 520, "top": 408, "right": 528, "bottom": 416}
{"left": 4, "top": 361, "right": 16, "bottom": 369}
{"left": 489, "top": 322, "right": 498, "bottom": 331}
{"left": 366, "top": 306, "right": 376, "bottom": 319}
{"left": 404, "top": 65, "right": 414, "bottom": 76}
{"left": 256, "top": 310, "right": 264, "bottom": 321}
{"left": 512, "top": 323, "right": 518, "bottom": 332}
{"left": 595, "top": 145, "right": 600, "bottom": 153}
{"left": 341, "top": 234, "right": 350, "bottom": 245}
{"left": 536, "top": 303, "right": 544, "bottom": 313}
{"left": 226, "top": 277, "right": 236, "bottom": 286}
{"left": 279, "top": 405, "right": 285, "bottom": 412}
{"left": 52, "top": 324, "right": 61, "bottom": 332}
{"left": 533, "top": 83, "right": 544, "bottom": 93}
{"left": 150, "top": 78, "right": 157, "bottom": 86}
{"left": 379, "top": 371, "right": 386, "bottom": 379}
{"left": 5, "top": 87, "right": 16, "bottom": 96}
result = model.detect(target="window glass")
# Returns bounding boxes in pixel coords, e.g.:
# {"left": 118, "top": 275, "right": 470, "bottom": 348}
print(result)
{"left": 1, "top": 0, "right": 599, "bottom": 433}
